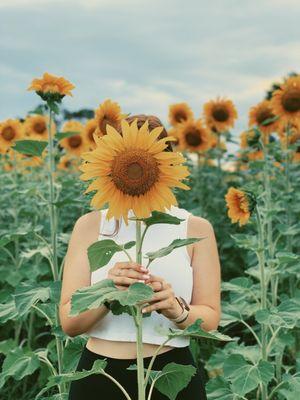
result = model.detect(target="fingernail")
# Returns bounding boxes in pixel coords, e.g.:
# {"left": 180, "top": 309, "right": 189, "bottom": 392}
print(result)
{"left": 141, "top": 267, "right": 148, "bottom": 272}
{"left": 143, "top": 274, "right": 150, "bottom": 279}
{"left": 142, "top": 308, "right": 146, "bottom": 313}
{"left": 138, "top": 279, "right": 144, "bottom": 282}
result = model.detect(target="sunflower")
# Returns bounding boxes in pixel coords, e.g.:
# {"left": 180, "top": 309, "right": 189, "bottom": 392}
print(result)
{"left": 176, "top": 119, "right": 211, "bottom": 152}
{"left": 57, "top": 154, "right": 79, "bottom": 171}
{"left": 59, "top": 120, "right": 88, "bottom": 156}
{"left": 79, "top": 119, "right": 190, "bottom": 224}
{"left": 28, "top": 72, "right": 75, "bottom": 102}
{"left": 0, "top": 119, "right": 24, "bottom": 153}
{"left": 203, "top": 97, "right": 237, "bottom": 132}
{"left": 168, "top": 103, "right": 194, "bottom": 127}
{"left": 24, "top": 114, "right": 56, "bottom": 140}
{"left": 249, "top": 100, "right": 279, "bottom": 141}
{"left": 248, "top": 150, "right": 264, "bottom": 161}
{"left": 271, "top": 75, "right": 300, "bottom": 125}
{"left": 225, "top": 187, "right": 256, "bottom": 226}
{"left": 84, "top": 118, "right": 98, "bottom": 149}
{"left": 94, "top": 99, "right": 123, "bottom": 136}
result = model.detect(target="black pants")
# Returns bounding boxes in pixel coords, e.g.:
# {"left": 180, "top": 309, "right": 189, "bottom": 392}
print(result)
{"left": 68, "top": 345, "right": 207, "bottom": 399}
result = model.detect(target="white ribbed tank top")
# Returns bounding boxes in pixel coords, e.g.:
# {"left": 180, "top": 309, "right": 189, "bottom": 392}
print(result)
{"left": 84, "top": 205, "right": 193, "bottom": 347}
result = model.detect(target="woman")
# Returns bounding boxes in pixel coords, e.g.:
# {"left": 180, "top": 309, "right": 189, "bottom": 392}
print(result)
{"left": 59, "top": 115, "right": 221, "bottom": 400}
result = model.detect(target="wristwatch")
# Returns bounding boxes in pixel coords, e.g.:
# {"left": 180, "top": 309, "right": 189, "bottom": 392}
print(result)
{"left": 169, "top": 296, "right": 190, "bottom": 324}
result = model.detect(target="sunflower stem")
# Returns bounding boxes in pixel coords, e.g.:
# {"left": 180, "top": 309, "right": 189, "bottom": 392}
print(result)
{"left": 255, "top": 204, "right": 269, "bottom": 400}
{"left": 47, "top": 106, "right": 65, "bottom": 395}
{"left": 135, "top": 219, "right": 145, "bottom": 400}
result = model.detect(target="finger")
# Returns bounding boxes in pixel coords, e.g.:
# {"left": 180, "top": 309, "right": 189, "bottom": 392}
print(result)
{"left": 112, "top": 276, "right": 147, "bottom": 286}
{"left": 142, "top": 299, "right": 173, "bottom": 314}
{"left": 146, "top": 289, "right": 171, "bottom": 303}
{"left": 146, "top": 281, "right": 167, "bottom": 292}
{"left": 115, "top": 261, "right": 148, "bottom": 273}
{"left": 110, "top": 268, "right": 150, "bottom": 281}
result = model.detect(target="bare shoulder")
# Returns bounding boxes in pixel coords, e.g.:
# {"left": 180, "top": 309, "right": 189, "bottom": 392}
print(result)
{"left": 188, "top": 214, "right": 215, "bottom": 236}
{"left": 71, "top": 210, "right": 101, "bottom": 244}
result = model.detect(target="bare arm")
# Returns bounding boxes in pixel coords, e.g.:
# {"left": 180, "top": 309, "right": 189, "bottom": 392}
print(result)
{"left": 175, "top": 215, "right": 221, "bottom": 331}
{"left": 59, "top": 211, "right": 151, "bottom": 337}
{"left": 59, "top": 211, "right": 109, "bottom": 337}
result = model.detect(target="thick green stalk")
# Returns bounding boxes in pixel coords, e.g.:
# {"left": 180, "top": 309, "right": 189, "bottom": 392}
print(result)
{"left": 135, "top": 220, "right": 145, "bottom": 400}
{"left": 255, "top": 206, "right": 268, "bottom": 400}
{"left": 47, "top": 107, "right": 65, "bottom": 394}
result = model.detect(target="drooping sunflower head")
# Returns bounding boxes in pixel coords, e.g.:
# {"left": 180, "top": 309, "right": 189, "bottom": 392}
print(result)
{"left": 249, "top": 100, "right": 279, "bottom": 140}
{"left": 176, "top": 119, "right": 212, "bottom": 152}
{"left": 271, "top": 75, "right": 300, "bottom": 125}
{"left": 94, "top": 99, "right": 123, "bottom": 136}
{"left": 59, "top": 120, "right": 88, "bottom": 156}
{"left": 225, "top": 187, "right": 256, "bottom": 227}
{"left": 0, "top": 119, "right": 24, "bottom": 153}
{"left": 24, "top": 114, "right": 56, "bottom": 140}
{"left": 168, "top": 103, "right": 194, "bottom": 127}
{"left": 240, "top": 128, "right": 261, "bottom": 150}
{"left": 203, "top": 97, "right": 238, "bottom": 132}
{"left": 28, "top": 72, "right": 75, "bottom": 102}
{"left": 79, "top": 118, "right": 190, "bottom": 224}
{"left": 84, "top": 118, "right": 98, "bottom": 149}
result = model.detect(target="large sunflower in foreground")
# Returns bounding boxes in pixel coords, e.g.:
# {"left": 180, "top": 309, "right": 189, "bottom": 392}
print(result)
{"left": 249, "top": 100, "right": 279, "bottom": 140}
{"left": 24, "top": 114, "right": 56, "bottom": 140}
{"left": 0, "top": 119, "right": 24, "bottom": 153}
{"left": 203, "top": 97, "right": 237, "bottom": 132}
{"left": 271, "top": 75, "right": 300, "bottom": 125}
{"left": 79, "top": 119, "right": 190, "bottom": 223}
{"left": 28, "top": 72, "right": 75, "bottom": 100}
{"left": 94, "top": 99, "right": 123, "bottom": 136}
{"left": 225, "top": 187, "right": 256, "bottom": 226}
{"left": 59, "top": 120, "right": 88, "bottom": 156}
{"left": 168, "top": 103, "right": 194, "bottom": 127}
{"left": 176, "top": 119, "right": 211, "bottom": 152}
{"left": 84, "top": 118, "right": 98, "bottom": 149}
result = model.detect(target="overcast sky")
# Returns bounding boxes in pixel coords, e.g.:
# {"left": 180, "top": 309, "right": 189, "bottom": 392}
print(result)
{"left": 0, "top": 0, "right": 299, "bottom": 145}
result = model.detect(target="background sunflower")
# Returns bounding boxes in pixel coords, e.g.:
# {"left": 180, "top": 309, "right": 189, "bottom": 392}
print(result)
{"left": 24, "top": 114, "right": 56, "bottom": 141}
{"left": 203, "top": 97, "right": 238, "bottom": 132}
{"left": 168, "top": 102, "right": 194, "bottom": 127}
{"left": 176, "top": 119, "right": 211, "bottom": 152}
{"left": 0, "top": 119, "right": 24, "bottom": 152}
{"left": 94, "top": 99, "right": 123, "bottom": 136}
{"left": 59, "top": 120, "right": 88, "bottom": 156}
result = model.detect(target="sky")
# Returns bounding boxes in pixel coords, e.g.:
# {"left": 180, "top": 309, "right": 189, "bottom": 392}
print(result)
{"left": 0, "top": 0, "right": 299, "bottom": 148}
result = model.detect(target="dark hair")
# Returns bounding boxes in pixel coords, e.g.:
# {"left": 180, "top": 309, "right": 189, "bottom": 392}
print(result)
{"left": 100, "top": 114, "right": 171, "bottom": 237}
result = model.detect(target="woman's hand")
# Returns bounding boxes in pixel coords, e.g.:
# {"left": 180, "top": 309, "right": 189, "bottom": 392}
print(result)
{"left": 141, "top": 273, "right": 183, "bottom": 320}
{"left": 107, "top": 261, "right": 150, "bottom": 290}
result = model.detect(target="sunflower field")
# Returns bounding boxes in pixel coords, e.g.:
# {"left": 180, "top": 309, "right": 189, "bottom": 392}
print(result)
{"left": 0, "top": 71, "right": 300, "bottom": 400}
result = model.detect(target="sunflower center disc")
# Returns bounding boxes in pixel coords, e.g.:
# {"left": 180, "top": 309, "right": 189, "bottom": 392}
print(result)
{"left": 34, "top": 122, "right": 46, "bottom": 134}
{"left": 175, "top": 111, "right": 187, "bottom": 123}
{"left": 111, "top": 149, "right": 160, "bottom": 196}
{"left": 256, "top": 109, "right": 274, "bottom": 126}
{"left": 212, "top": 106, "right": 229, "bottom": 122}
{"left": 282, "top": 89, "right": 300, "bottom": 113}
{"left": 69, "top": 136, "right": 82, "bottom": 148}
{"left": 2, "top": 127, "right": 15, "bottom": 141}
{"left": 185, "top": 130, "right": 202, "bottom": 146}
